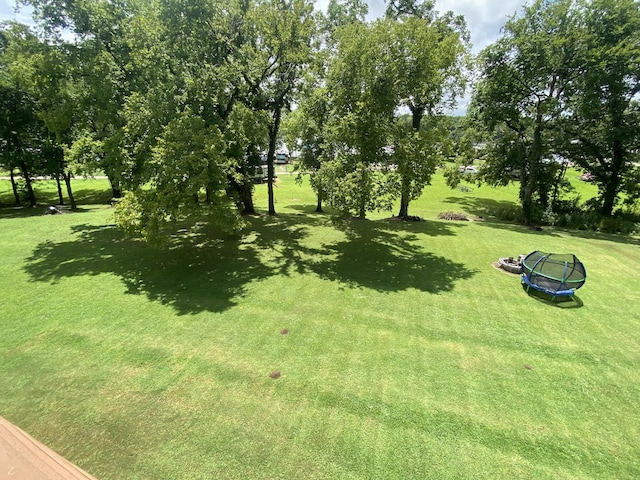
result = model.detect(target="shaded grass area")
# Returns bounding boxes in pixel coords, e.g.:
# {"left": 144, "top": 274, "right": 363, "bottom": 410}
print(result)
{"left": 1, "top": 175, "right": 639, "bottom": 479}
{"left": 0, "top": 177, "right": 112, "bottom": 212}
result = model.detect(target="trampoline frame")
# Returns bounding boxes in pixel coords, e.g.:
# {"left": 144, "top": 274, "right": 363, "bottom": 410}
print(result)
{"left": 520, "top": 251, "right": 586, "bottom": 301}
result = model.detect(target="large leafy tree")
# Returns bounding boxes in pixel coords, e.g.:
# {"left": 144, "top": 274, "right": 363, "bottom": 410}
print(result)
{"left": 282, "top": 0, "right": 367, "bottom": 214}
{"left": 238, "top": 0, "right": 315, "bottom": 216}
{"left": 22, "top": 0, "right": 138, "bottom": 199}
{"left": 114, "top": 0, "right": 251, "bottom": 239}
{"left": 384, "top": 9, "right": 469, "bottom": 218}
{"left": 319, "top": 2, "right": 469, "bottom": 220}
{"left": 561, "top": 0, "right": 640, "bottom": 216}
{"left": 1, "top": 21, "right": 70, "bottom": 207}
{"left": 0, "top": 83, "right": 41, "bottom": 206}
{"left": 319, "top": 21, "right": 400, "bottom": 218}
{"left": 472, "top": 0, "right": 580, "bottom": 225}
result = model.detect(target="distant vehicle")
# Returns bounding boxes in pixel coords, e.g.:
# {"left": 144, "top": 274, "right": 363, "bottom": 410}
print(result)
{"left": 459, "top": 166, "right": 478, "bottom": 174}
{"left": 579, "top": 172, "right": 595, "bottom": 182}
{"left": 505, "top": 167, "right": 521, "bottom": 179}
{"left": 542, "top": 154, "right": 569, "bottom": 165}
{"left": 260, "top": 152, "right": 290, "bottom": 164}
{"left": 275, "top": 152, "right": 290, "bottom": 164}
{"left": 249, "top": 165, "right": 269, "bottom": 183}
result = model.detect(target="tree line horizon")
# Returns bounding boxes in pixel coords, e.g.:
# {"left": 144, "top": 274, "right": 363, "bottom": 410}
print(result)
{"left": 1, "top": 0, "right": 638, "bottom": 240}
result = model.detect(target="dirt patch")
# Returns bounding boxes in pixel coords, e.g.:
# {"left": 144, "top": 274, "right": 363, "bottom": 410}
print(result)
{"left": 492, "top": 261, "right": 522, "bottom": 276}
{"left": 269, "top": 371, "right": 281, "bottom": 379}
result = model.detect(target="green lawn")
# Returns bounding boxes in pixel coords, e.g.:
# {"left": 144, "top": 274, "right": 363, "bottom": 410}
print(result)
{"left": 0, "top": 174, "right": 638, "bottom": 479}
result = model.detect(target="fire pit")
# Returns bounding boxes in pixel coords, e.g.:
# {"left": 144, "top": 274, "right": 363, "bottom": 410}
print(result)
{"left": 498, "top": 255, "right": 524, "bottom": 274}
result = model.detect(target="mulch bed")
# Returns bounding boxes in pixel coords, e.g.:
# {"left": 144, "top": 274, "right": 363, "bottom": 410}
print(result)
{"left": 437, "top": 212, "right": 470, "bottom": 221}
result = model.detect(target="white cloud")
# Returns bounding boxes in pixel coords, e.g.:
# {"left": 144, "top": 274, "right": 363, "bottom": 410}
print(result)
{"left": 437, "top": 0, "right": 526, "bottom": 52}
{"left": 313, "top": 0, "right": 529, "bottom": 114}
{"left": 315, "top": 0, "right": 527, "bottom": 54}
{"left": 0, "top": 0, "right": 33, "bottom": 24}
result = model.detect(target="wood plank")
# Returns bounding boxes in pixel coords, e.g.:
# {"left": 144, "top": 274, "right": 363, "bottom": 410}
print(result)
{"left": 0, "top": 416, "right": 97, "bottom": 480}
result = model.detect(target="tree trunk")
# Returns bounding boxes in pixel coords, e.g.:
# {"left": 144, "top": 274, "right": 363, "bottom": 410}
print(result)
{"left": 315, "top": 194, "right": 323, "bottom": 213}
{"left": 600, "top": 176, "right": 619, "bottom": 217}
{"left": 397, "top": 106, "right": 424, "bottom": 218}
{"left": 358, "top": 166, "right": 367, "bottom": 219}
{"left": 108, "top": 175, "right": 122, "bottom": 198}
{"left": 398, "top": 190, "right": 410, "bottom": 218}
{"left": 19, "top": 160, "right": 36, "bottom": 207}
{"left": 55, "top": 173, "right": 65, "bottom": 205}
{"left": 521, "top": 115, "right": 544, "bottom": 226}
{"left": 521, "top": 184, "right": 535, "bottom": 226}
{"left": 240, "top": 180, "right": 255, "bottom": 214}
{"left": 266, "top": 107, "right": 283, "bottom": 216}
{"left": 600, "top": 123, "right": 624, "bottom": 217}
{"left": 227, "top": 169, "right": 256, "bottom": 215}
{"left": 10, "top": 168, "right": 20, "bottom": 205}
{"left": 551, "top": 162, "right": 567, "bottom": 210}
{"left": 63, "top": 172, "right": 77, "bottom": 210}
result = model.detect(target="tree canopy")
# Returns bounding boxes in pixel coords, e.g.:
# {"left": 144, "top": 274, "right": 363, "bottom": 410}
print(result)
{"left": 471, "top": 0, "right": 639, "bottom": 224}
{"left": 2, "top": 0, "right": 638, "bottom": 236}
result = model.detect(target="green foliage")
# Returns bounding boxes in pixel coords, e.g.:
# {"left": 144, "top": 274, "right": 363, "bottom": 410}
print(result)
{"left": 113, "top": 111, "right": 247, "bottom": 241}
{"left": 323, "top": 0, "right": 368, "bottom": 34}
{"left": 318, "top": 158, "right": 397, "bottom": 217}
{"left": 472, "top": 0, "right": 581, "bottom": 225}
{"left": 391, "top": 123, "right": 442, "bottom": 202}
{"left": 560, "top": 0, "right": 640, "bottom": 216}
{"left": 319, "top": 21, "right": 397, "bottom": 217}
{"left": 10, "top": 0, "right": 636, "bottom": 241}
{"left": 113, "top": 190, "right": 161, "bottom": 241}
{"left": 151, "top": 113, "right": 229, "bottom": 202}
{"left": 474, "top": 0, "right": 640, "bottom": 222}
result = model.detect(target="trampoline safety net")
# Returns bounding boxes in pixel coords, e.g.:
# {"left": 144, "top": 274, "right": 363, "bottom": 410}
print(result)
{"left": 521, "top": 250, "right": 587, "bottom": 295}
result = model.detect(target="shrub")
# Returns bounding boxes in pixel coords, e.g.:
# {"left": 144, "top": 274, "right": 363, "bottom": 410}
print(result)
{"left": 489, "top": 204, "right": 523, "bottom": 223}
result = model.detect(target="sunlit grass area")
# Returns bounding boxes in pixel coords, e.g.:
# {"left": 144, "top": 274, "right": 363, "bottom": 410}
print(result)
{"left": 1, "top": 174, "right": 638, "bottom": 479}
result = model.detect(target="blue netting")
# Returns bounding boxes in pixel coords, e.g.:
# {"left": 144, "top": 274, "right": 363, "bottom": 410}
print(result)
{"left": 521, "top": 250, "right": 586, "bottom": 295}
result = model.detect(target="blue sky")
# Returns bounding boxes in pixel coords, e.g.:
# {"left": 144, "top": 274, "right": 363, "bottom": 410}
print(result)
{"left": 0, "top": 0, "right": 31, "bottom": 24}
{"left": 1, "top": 0, "right": 529, "bottom": 113}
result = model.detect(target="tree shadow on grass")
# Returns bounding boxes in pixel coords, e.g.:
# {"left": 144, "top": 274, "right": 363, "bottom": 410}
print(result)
{"left": 0, "top": 205, "right": 98, "bottom": 219}
{"left": 443, "top": 195, "right": 520, "bottom": 218}
{"left": 0, "top": 180, "right": 112, "bottom": 214}
{"left": 23, "top": 212, "right": 477, "bottom": 314}
{"left": 24, "top": 223, "right": 276, "bottom": 315}
{"left": 0, "top": 206, "right": 51, "bottom": 218}
{"left": 251, "top": 215, "right": 477, "bottom": 294}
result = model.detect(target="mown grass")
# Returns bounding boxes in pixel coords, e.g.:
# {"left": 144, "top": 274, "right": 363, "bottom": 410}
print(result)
{"left": 0, "top": 173, "right": 639, "bottom": 479}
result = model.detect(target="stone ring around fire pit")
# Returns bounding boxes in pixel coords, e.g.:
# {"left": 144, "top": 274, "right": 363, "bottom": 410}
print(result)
{"left": 498, "top": 255, "right": 525, "bottom": 274}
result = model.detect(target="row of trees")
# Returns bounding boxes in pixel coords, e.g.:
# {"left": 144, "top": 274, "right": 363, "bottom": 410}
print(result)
{"left": 470, "top": 0, "right": 640, "bottom": 225}
{"left": 1, "top": 0, "right": 638, "bottom": 236}
{"left": 284, "top": 0, "right": 469, "bottom": 219}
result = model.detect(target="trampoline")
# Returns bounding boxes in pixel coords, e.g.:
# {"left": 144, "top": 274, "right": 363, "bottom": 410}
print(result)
{"left": 521, "top": 251, "right": 586, "bottom": 300}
